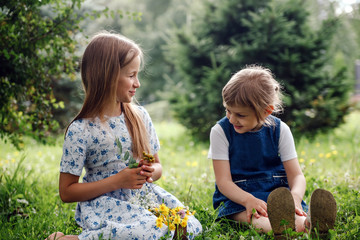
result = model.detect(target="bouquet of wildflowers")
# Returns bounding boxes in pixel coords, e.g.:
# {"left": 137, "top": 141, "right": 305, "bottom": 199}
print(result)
{"left": 116, "top": 138, "right": 155, "bottom": 168}
{"left": 149, "top": 204, "right": 195, "bottom": 231}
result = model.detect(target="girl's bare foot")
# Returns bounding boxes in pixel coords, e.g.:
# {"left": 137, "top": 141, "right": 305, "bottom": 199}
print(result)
{"left": 46, "top": 232, "right": 78, "bottom": 240}
{"left": 45, "top": 232, "right": 64, "bottom": 240}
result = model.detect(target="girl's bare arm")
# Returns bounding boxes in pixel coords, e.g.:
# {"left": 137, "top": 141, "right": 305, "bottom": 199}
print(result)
{"left": 213, "top": 160, "right": 268, "bottom": 223}
{"left": 283, "top": 158, "right": 306, "bottom": 215}
{"left": 59, "top": 167, "right": 147, "bottom": 203}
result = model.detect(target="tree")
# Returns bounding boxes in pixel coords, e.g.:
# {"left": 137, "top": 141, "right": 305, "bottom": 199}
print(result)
{"left": 165, "top": 0, "right": 352, "bottom": 141}
{"left": 0, "top": 0, "right": 134, "bottom": 148}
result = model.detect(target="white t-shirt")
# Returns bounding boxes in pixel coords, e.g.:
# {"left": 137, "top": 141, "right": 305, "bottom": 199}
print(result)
{"left": 208, "top": 121, "right": 297, "bottom": 162}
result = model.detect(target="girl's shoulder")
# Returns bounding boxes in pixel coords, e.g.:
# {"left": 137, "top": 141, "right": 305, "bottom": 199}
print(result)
{"left": 135, "top": 105, "right": 154, "bottom": 124}
{"left": 65, "top": 118, "right": 99, "bottom": 139}
{"left": 135, "top": 105, "right": 150, "bottom": 117}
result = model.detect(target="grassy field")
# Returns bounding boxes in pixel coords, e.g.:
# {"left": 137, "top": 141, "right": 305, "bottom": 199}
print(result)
{"left": 0, "top": 111, "right": 359, "bottom": 239}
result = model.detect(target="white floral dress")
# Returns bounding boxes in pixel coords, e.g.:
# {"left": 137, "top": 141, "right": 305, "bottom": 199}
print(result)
{"left": 60, "top": 106, "right": 202, "bottom": 240}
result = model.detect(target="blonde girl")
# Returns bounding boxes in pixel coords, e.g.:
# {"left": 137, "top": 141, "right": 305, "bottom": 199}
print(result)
{"left": 208, "top": 65, "right": 336, "bottom": 236}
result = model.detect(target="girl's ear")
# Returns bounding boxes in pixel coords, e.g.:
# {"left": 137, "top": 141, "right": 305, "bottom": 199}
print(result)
{"left": 265, "top": 105, "right": 274, "bottom": 116}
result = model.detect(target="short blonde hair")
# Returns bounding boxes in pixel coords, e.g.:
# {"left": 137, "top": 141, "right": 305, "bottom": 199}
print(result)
{"left": 222, "top": 65, "right": 283, "bottom": 125}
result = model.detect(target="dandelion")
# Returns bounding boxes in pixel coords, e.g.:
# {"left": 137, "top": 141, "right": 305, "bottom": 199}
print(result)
{"left": 310, "top": 159, "right": 316, "bottom": 164}
{"left": 186, "top": 161, "right": 191, "bottom": 167}
{"left": 201, "top": 150, "right": 208, "bottom": 156}
{"left": 11, "top": 158, "right": 15, "bottom": 163}
{"left": 169, "top": 223, "right": 176, "bottom": 231}
{"left": 332, "top": 150, "right": 338, "bottom": 155}
{"left": 318, "top": 153, "right": 324, "bottom": 158}
{"left": 159, "top": 203, "right": 169, "bottom": 215}
{"left": 301, "top": 151, "right": 306, "bottom": 156}
{"left": 174, "top": 214, "right": 181, "bottom": 224}
{"left": 191, "top": 161, "right": 198, "bottom": 167}
{"left": 180, "top": 219, "right": 187, "bottom": 228}
{"left": 156, "top": 217, "right": 163, "bottom": 228}
{"left": 316, "top": 142, "right": 320, "bottom": 147}
{"left": 326, "top": 153, "right": 332, "bottom": 158}
{"left": 299, "top": 158, "right": 305, "bottom": 163}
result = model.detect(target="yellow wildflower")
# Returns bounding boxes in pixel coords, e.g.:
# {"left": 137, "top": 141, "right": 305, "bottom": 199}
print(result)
{"left": 156, "top": 217, "right": 163, "bottom": 228}
{"left": 174, "top": 214, "right": 181, "bottom": 224}
{"left": 299, "top": 158, "right": 305, "bottom": 163}
{"left": 318, "top": 153, "right": 324, "bottom": 158}
{"left": 180, "top": 219, "right": 187, "bottom": 228}
{"left": 169, "top": 223, "right": 176, "bottom": 231}
{"left": 310, "top": 159, "right": 316, "bottom": 163}
{"left": 326, "top": 153, "right": 332, "bottom": 158}
{"left": 159, "top": 203, "right": 169, "bottom": 215}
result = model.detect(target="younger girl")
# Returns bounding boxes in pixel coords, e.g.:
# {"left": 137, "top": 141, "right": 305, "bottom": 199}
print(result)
{"left": 47, "top": 32, "right": 202, "bottom": 240}
{"left": 208, "top": 66, "right": 336, "bottom": 235}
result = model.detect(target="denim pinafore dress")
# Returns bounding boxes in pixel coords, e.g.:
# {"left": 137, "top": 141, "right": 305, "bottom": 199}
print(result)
{"left": 213, "top": 115, "right": 307, "bottom": 218}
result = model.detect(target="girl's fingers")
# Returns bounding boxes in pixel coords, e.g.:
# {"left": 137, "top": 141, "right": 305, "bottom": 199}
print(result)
{"left": 295, "top": 207, "right": 307, "bottom": 216}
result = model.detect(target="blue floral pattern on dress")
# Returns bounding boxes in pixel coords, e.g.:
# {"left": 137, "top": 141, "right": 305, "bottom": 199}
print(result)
{"left": 60, "top": 106, "right": 202, "bottom": 239}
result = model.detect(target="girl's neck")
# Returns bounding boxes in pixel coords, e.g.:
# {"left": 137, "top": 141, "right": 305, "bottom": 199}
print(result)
{"left": 250, "top": 122, "right": 263, "bottom": 132}
{"left": 103, "top": 102, "right": 123, "bottom": 117}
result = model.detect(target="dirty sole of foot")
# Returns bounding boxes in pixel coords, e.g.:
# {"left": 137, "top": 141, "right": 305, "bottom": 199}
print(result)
{"left": 268, "top": 187, "right": 295, "bottom": 238}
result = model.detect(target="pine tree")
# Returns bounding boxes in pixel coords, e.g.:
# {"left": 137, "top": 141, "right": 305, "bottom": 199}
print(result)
{"left": 165, "top": 0, "right": 352, "bottom": 141}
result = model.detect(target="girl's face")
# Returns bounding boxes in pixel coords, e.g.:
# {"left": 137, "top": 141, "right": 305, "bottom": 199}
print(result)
{"left": 225, "top": 104, "right": 263, "bottom": 134}
{"left": 116, "top": 55, "right": 141, "bottom": 103}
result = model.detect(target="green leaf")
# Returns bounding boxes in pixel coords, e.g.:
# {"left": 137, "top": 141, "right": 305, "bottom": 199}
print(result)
{"left": 124, "top": 151, "right": 129, "bottom": 160}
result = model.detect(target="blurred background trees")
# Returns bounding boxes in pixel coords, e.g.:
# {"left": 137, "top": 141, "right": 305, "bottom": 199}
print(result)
{"left": 1, "top": 0, "right": 360, "bottom": 146}
{"left": 166, "top": 0, "right": 356, "bottom": 140}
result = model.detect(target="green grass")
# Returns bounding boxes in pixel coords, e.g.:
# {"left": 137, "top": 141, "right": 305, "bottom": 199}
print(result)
{"left": 1, "top": 112, "right": 359, "bottom": 239}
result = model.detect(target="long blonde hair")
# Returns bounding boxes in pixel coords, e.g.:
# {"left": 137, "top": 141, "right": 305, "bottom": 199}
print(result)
{"left": 222, "top": 65, "right": 283, "bottom": 125}
{"left": 67, "top": 32, "right": 150, "bottom": 158}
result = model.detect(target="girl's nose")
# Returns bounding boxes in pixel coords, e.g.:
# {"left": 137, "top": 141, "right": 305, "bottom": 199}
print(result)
{"left": 134, "top": 77, "right": 140, "bottom": 88}
{"left": 228, "top": 114, "right": 236, "bottom": 125}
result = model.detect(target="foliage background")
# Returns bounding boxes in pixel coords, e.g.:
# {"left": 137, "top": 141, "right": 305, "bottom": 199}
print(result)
{"left": 1, "top": 0, "right": 360, "bottom": 239}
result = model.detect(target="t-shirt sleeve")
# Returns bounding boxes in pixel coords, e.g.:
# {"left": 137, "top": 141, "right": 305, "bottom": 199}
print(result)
{"left": 279, "top": 121, "right": 298, "bottom": 162}
{"left": 60, "top": 120, "right": 87, "bottom": 176}
{"left": 208, "top": 124, "right": 229, "bottom": 160}
{"left": 139, "top": 106, "right": 160, "bottom": 155}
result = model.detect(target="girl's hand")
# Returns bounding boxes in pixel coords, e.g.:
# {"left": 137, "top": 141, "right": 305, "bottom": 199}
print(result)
{"left": 138, "top": 159, "right": 154, "bottom": 183}
{"left": 115, "top": 167, "right": 147, "bottom": 189}
{"left": 244, "top": 196, "right": 268, "bottom": 223}
{"left": 291, "top": 192, "right": 307, "bottom": 217}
